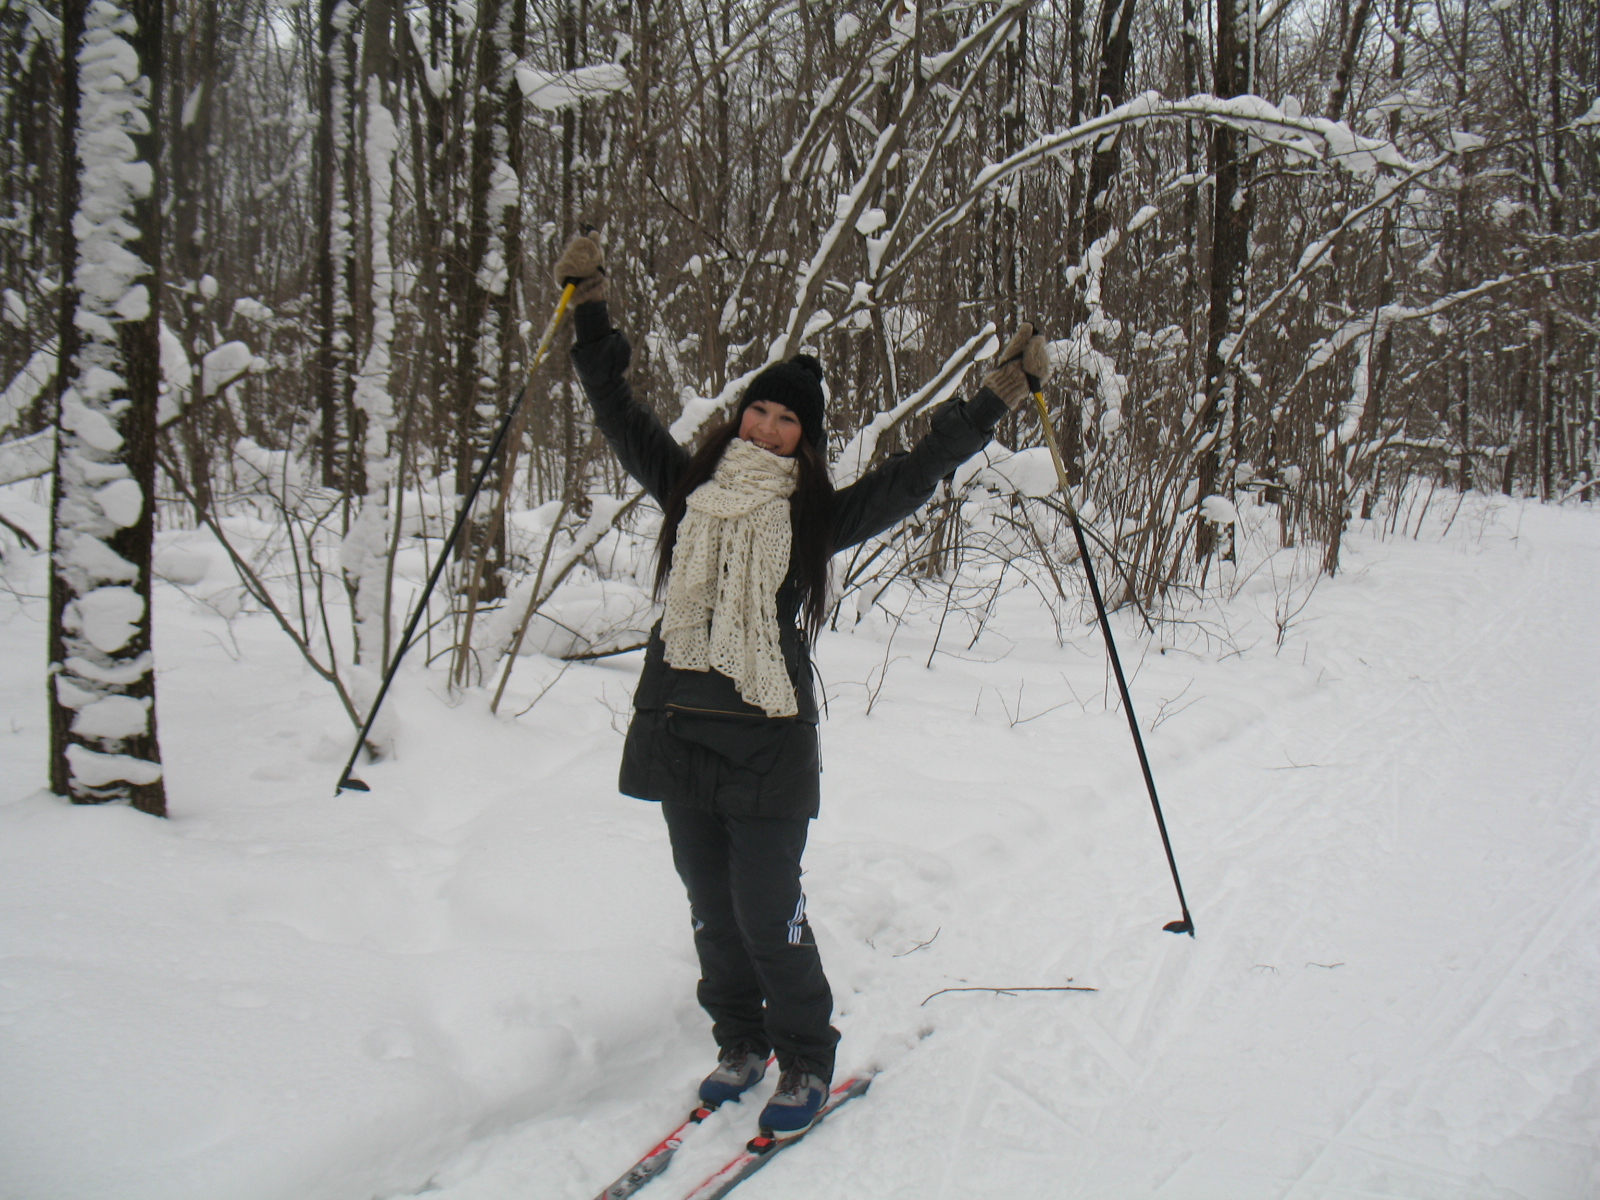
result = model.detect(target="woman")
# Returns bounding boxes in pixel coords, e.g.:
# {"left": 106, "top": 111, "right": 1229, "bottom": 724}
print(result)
{"left": 554, "top": 234, "right": 1050, "bottom": 1136}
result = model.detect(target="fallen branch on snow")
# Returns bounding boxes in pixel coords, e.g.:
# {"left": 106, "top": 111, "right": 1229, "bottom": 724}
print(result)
{"left": 920, "top": 984, "right": 1096, "bottom": 1005}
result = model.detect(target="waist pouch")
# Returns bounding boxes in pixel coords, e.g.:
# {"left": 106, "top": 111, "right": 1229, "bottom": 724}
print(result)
{"left": 666, "top": 703, "right": 794, "bottom": 774}
{"left": 661, "top": 667, "right": 815, "bottom": 774}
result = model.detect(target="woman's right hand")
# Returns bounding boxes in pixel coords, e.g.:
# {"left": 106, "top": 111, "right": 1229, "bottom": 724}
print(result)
{"left": 553, "top": 233, "right": 607, "bottom": 305}
{"left": 981, "top": 322, "right": 1052, "bottom": 410}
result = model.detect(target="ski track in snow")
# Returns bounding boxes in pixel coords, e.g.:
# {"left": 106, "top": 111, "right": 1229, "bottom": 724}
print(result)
{"left": 0, "top": 492, "right": 1597, "bottom": 1200}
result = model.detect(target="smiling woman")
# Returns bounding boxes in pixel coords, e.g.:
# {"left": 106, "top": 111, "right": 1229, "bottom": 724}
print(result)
{"left": 738, "top": 400, "right": 803, "bottom": 458}
{"left": 551, "top": 232, "right": 1049, "bottom": 1139}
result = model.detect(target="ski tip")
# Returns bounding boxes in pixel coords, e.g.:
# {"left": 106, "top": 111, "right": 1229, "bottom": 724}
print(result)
{"left": 1163, "top": 918, "right": 1194, "bottom": 937}
{"left": 836, "top": 1074, "right": 875, "bottom": 1098}
{"left": 337, "top": 776, "right": 370, "bottom": 793}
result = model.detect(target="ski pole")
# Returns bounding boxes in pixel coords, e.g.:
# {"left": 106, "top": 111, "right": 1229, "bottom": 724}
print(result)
{"left": 1030, "top": 388, "right": 1195, "bottom": 937}
{"left": 336, "top": 282, "right": 577, "bottom": 794}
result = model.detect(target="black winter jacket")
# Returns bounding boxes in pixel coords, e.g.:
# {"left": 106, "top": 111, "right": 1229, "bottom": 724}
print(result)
{"left": 570, "top": 301, "right": 1009, "bottom": 819}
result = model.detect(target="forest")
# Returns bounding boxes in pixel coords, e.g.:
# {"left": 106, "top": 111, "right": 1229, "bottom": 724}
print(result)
{"left": 1, "top": 0, "right": 1595, "bottom": 815}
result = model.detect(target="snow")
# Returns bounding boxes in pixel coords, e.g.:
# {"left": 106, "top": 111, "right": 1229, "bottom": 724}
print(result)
{"left": 70, "top": 692, "right": 151, "bottom": 739}
{"left": 94, "top": 475, "right": 143, "bottom": 527}
{"left": 1126, "top": 204, "right": 1159, "bottom": 233}
{"left": 233, "top": 296, "right": 275, "bottom": 324}
{"left": 853, "top": 207, "right": 886, "bottom": 236}
{"left": 59, "top": 392, "right": 124, "bottom": 452}
{"left": 63, "top": 741, "right": 162, "bottom": 787}
{"left": 201, "top": 340, "right": 254, "bottom": 396}
{"left": 954, "top": 445, "right": 1060, "bottom": 499}
{"left": 514, "top": 63, "right": 630, "bottom": 112}
{"left": 67, "top": 584, "right": 145, "bottom": 653}
{"left": 0, "top": 341, "right": 57, "bottom": 435}
{"left": 1, "top": 486, "right": 1598, "bottom": 1200}
{"left": 1, "top": 287, "right": 26, "bottom": 328}
{"left": 153, "top": 545, "right": 211, "bottom": 586}
{"left": 159, "top": 320, "right": 193, "bottom": 392}
{"left": 1198, "top": 494, "right": 1239, "bottom": 525}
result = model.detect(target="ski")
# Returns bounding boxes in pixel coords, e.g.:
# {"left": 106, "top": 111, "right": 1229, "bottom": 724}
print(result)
{"left": 681, "top": 1075, "right": 874, "bottom": 1200}
{"left": 591, "top": 1101, "right": 723, "bottom": 1200}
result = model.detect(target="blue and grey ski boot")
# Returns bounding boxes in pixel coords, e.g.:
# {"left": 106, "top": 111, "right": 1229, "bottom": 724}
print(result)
{"left": 698, "top": 1044, "right": 769, "bottom": 1106}
{"left": 757, "top": 1065, "right": 829, "bottom": 1136}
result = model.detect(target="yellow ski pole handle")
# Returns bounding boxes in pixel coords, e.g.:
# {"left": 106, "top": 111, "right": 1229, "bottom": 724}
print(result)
{"left": 1031, "top": 390, "right": 1081, "bottom": 519}
{"left": 529, "top": 282, "right": 578, "bottom": 377}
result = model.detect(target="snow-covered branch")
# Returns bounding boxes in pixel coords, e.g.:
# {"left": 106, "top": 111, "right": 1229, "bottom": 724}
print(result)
{"left": 882, "top": 91, "right": 1417, "bottom": 287}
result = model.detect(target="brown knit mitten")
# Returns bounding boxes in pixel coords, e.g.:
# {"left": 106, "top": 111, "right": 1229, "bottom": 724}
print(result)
{"left": 981, "top": 322, "right": 1054, "bottom": 410}
{"left": 552, "top": 234, "right": 607, "bottom": 305}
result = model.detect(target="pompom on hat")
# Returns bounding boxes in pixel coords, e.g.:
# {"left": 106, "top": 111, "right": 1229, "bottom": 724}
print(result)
{"left": 737, "top": 355, "right": 827, "bottom": 450}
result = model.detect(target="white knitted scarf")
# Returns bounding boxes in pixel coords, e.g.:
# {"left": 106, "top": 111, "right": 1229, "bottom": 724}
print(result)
{"left": 662, "top": 437, "right": 800, "bottom": 717}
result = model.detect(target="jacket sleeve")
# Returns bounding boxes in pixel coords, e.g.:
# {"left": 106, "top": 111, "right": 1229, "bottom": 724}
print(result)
{"left": 568, "top": 300, "right": 690, "bottom": 508}
{"left": 830, "top": 388, "right": 1010, "bottom": 551}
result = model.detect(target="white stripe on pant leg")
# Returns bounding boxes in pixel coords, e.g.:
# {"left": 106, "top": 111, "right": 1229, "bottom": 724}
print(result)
{"left": 787, "top": 892, "right": 807, "bottom": 945}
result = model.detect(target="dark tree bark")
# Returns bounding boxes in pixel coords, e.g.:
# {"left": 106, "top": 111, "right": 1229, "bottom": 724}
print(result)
{"left": 48, "top": 0, "right": 167, "bottom": 814}
{"left": 1197, "top": 0, "right": 1256, "bottom": 563}
{"left": 1079, "top": 0, "right": 1140, "bottom": 254}
{"left": 1328, "top": 0, "right": 1374, "bottom": 122}
{"left": 314, "top": 0, "right": 345, "bottom": 489}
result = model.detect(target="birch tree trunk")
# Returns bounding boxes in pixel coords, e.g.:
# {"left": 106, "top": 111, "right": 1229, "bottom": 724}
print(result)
{"left": 341, "top": 0, "right": 399, "bottom": 670}
{"left": 48, "top": 0, "right": 167, "bottom": 814}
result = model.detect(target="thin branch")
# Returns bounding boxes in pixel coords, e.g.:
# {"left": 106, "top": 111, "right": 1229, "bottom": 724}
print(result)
{"left": 921, "top": 984, "right": 1097, "bottom": 1005}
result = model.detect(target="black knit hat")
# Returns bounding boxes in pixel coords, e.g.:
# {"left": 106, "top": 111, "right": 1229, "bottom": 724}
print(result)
{"left": 737, "top": 354, "right": 827, "bottom": 450}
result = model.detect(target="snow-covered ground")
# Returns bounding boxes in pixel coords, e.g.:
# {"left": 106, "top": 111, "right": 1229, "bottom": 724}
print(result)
{"left": 2, "top": 488, "right": 1597, "bottom": 1200}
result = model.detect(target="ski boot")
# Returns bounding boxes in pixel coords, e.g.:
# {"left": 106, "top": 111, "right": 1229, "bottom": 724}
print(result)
{"left": 698, "top": 1044, "right": 769, "bottom": 1106}
{"left": 756, "top": 1065, "right": 829, "bottom": 1138}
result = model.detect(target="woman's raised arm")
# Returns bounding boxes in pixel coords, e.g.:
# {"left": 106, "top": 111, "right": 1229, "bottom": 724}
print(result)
{"left": 556, "top": 236, "right": 690, "bottom": 507}
{"left": 831, "top": 323, "right": 1052, "bottom": 550}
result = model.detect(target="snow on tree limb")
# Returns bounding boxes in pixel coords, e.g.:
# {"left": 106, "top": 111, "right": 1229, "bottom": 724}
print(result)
{"left": 0, "top": 330, "right": 253, "bottom": 486}
{"left": 682, "top": 0, "right": 1028, "bottom": 447}
{"left": 881, "top": 91, "right": 1418, "bottom": 288}
{"left": 1217, "top": 151, "right": 1455, "bottom": 374}
{"left": 514, "top": 63, "right": 630, "bottom": 111}
{"left": 1289, "top": 263, "right": 1600, "bottom": 444}
{"left": 0, "top": 340, "right": 57, "bottom": 435}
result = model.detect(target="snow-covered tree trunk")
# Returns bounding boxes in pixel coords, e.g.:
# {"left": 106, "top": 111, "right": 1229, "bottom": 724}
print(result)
{"left": 47, "top": 0, "right": 166, "bottom": 814}
{"left": 341, "top": 0, "right": 399, "bottom": 671}
{"left": 451, "top": 0, "right": 515, "bottom": 625}
{"left": 1196, "top": 0, "right": 1256, "bottom": 564}
{"left": 162, "top": 0, "right": 221, "bottom": 515}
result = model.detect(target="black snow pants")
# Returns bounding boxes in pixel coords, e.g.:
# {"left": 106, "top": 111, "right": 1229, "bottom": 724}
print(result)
{"left": 661, "top": 801, "right": 839, "bottom": 1081}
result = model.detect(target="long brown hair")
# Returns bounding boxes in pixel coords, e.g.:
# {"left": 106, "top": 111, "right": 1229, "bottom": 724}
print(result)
{"left": 654, "top": 418, "right": 836, "bottom": 640}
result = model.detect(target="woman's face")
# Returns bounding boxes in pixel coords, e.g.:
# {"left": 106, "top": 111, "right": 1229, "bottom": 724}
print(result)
{"left": 739, "top": 399, "right": 803, "bottom": 457}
